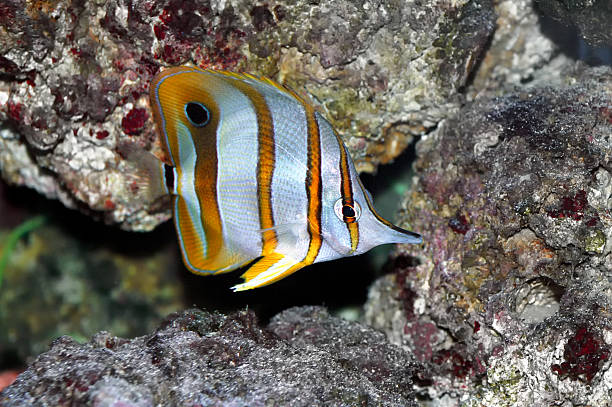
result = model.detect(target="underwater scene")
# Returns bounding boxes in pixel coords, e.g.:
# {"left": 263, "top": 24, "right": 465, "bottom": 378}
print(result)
{"left": 0, "top": 0, "right": 611, "bottom": 406}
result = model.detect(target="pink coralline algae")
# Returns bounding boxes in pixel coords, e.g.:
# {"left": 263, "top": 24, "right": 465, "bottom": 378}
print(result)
{"left": 95, "top": 130, "right": 110, "bottom": 140}
{"left": 404, "top": 321, "right": 439, "bottom": 362}
{"left": 6, "top": 102, "right": 22, "bottom": 122}
{"left": 121, "top": 108, "right": 149, "bottom": 136}
{"left": 432, "top": 348, "right": 484, "bottom": 380}
{"left": 551, "top": 327, "right": 610, "bottom": 383}
{"left": 547, "top": 190, "right": 588, "bottom": 221}
{"left": 395, "top": 262, "right": 419, "bottom": 319}
{"left": 151, "top": 0, "right": 245, "bottom": 68}
{"left": 599, "top": 106, "right": 612, "bottom": 124}
{"left": 0, "top": 0, "right": 496, "bottom": 232}
{"left": 448, "top": 214, "right": 470, "bottom": 235}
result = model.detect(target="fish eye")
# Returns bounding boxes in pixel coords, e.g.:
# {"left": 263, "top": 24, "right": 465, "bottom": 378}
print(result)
{"left": 184, "top": 102, "right": 210, "bottom": 127}
{"left": 334, "top": 199, "right": 361, "bottom": 223}
{"left": 342, "top": 205, "right": 356, "bottom": 218}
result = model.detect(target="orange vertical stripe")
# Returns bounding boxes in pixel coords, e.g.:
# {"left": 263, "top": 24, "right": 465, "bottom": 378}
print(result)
{"left": 301, "top": 106, "right": 323, "bottom": 265}
{"left": 219, "top": 75, "right": 278, "bottom": 255}
{"left": 192, "top": 98, "right": 225, "bottom": 269}
{"left": 151, "top": 67, "right": 226, "bottom": 271}
{"left": 335, "top": 135, "right": 359, "bottom": 253}
{"left": 262, "top": 101, "right": 323, "bottom": 280}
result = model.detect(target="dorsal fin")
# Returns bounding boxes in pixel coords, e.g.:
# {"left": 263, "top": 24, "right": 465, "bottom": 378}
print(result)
{"left": 205, "top": 69, "right": 306, "bottom": 103}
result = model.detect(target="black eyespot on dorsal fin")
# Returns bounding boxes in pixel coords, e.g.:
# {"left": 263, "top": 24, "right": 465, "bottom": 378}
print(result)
{"left": 184, "top": 102, "right": 210, "bottom": 127}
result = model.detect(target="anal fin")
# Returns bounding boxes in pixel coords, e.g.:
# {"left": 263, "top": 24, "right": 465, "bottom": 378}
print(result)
{"left": 231, "top": 253, "right": 304, "bottom": 291}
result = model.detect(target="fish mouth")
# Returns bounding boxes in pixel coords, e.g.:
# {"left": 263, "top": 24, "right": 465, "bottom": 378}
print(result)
{"left": 391, "top": 225, "right": 422, "bottom": 242}
{"left": 382, "top": 223, "right": 423, "bottom": 245}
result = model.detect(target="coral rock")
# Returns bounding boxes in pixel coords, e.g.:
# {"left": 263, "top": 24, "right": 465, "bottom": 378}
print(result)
{"left": 534, "top": 0, "right": 612, "bottom": 46}
{"left": 1, "top": 307, "right": 419, "bottom": 406}
{"left": 365, "top": 64, "right": 612, "bottom": 405}
{"left": 0, "top": 0, "right": 495, "bottom": 230}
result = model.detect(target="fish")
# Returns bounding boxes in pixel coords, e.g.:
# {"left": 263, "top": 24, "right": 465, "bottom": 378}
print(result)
{"left": 144, "top": 66, "right": 422, "bottom": 291}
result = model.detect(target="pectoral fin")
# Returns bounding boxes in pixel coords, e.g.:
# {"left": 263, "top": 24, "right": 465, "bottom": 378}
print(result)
{"left": 231, "top": 252, "right": 304, "bottom": 291}
{"left": 256, "top": 221, "right": 306, "bottom": 251}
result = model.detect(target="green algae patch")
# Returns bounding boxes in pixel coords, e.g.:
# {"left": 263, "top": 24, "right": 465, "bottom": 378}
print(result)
{"left": 584, "top": 229, "right": 605, "bottom": 254}
{"left": 0, "top": 215, "right": 46, "bottom": 291}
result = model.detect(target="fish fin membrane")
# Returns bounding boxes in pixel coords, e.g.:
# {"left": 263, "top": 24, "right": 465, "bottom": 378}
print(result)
{"left": 181, "top": 242, "right": 253, "bottom": 276}
{"left": 181, "top": 244, "right": 254, "bottom": 276}
{"left": 257, "top": 222, "right": 304, "bottom": 249}
{"left": 174, "top": 194, "right": 254, "bottom": 275}
{"left": 231, "top": 253, "right": 304, "bottom": 291}
{"left": 211, "top": 257, "right": 255, "bottom": 275}
{"left": 118, "top": 141, "right": 170, "bottom": 203}
{"left": 209, "top": 70, "right": 304, "bottom": 103}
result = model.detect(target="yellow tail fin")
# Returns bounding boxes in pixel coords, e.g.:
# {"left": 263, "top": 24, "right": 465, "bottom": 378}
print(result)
{"left": 231, "top": 253, "right": 305, "bottom": 291}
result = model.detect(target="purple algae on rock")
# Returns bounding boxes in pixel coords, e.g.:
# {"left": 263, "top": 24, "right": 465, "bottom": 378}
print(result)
{"left": 365, "top": 64, "right": 612, "bottom": 405}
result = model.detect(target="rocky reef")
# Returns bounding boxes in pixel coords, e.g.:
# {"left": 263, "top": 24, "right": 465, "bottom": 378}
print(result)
{"left": 1, "top": 0, "right": 611, "bottom": 405}
{"left": 366, "top": 64, "right": 612, "bottom": 405}
{"left": 0, "top": 307, "right": 420, "bottom": 406}
{"left": 0, "top": 0, "right": 494, "bottom": 230}
{"left": 534, "top": 0, "right": 612, "bottom": 46}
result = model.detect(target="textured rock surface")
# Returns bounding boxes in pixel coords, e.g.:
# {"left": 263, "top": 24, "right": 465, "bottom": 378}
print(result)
{"left": 365, "top": 64, "right": 612, "bottom": 405}
{"left": 534, "top": 0, "right": 612, "bottom": 46}
{"left": 1, "top": 0, "right": 610, "bottom": 405}
{"left": 469, "top": 0, "right": 576, "bottom": 98}
{"left": 0, "top": 0, "right": 495, "bottom": 230}
{"left": 0, "top": 307, "right": 420, "bottom": 406}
